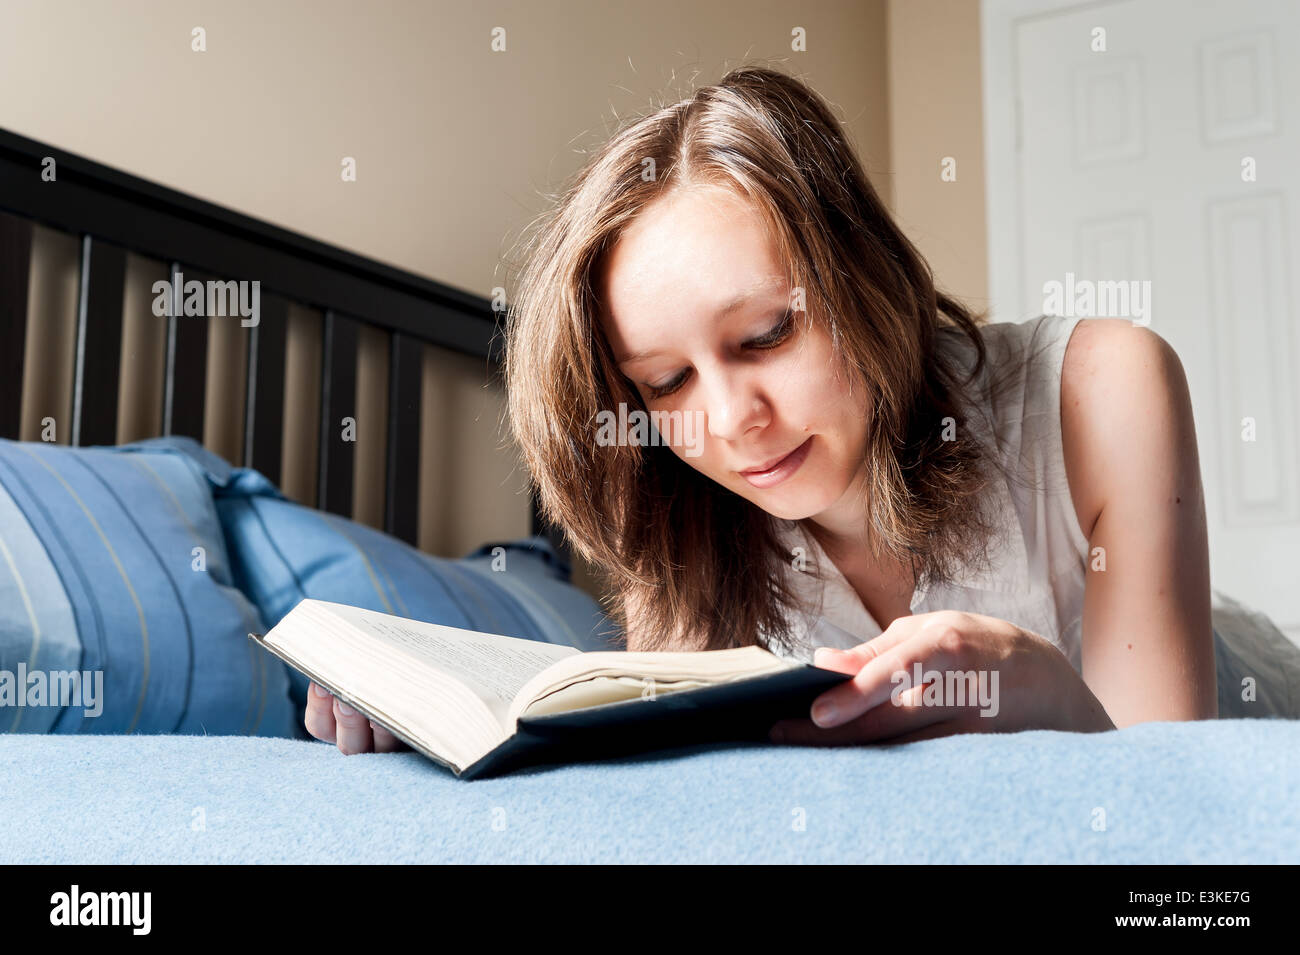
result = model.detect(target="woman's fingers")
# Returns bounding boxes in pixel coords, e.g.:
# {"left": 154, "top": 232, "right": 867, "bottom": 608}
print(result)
{"left": 305, "top": 681, "right": 408, "bottom": 754}
{"left": 332, "top": 696, "right": 374, "bottom": 754}
{"left": 812, "top": 635, "right": 968, "bottom": 728}
{"left": 370, "top": 722, "right": 407, "bottom": 753}
{"left": 303, "top": 681, "right": 338, "bottom": 743}
{"left": 812, "top": 616, "right": 915, "bottom": 673}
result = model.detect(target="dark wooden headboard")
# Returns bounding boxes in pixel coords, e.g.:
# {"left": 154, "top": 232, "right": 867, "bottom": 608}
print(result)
{"left": 0, "top": 127, "right": 564, "bottom": 561}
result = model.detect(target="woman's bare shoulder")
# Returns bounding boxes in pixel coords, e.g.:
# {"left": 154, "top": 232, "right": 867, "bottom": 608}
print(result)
{"left": 1060, "top": 318, "right": 1196, "bottom": 539}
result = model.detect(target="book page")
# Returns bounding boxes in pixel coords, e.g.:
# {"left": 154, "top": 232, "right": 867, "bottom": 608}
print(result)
{"left": 311, "top": 601, "right": 581, "bottom": 722}
{"left": 507, "top": 645, "right": 795, "bottom": 726}
{"left": 519, "top": 674, "right": 715, "bottom": 718}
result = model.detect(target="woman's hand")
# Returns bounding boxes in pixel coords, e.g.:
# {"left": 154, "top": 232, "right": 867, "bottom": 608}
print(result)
{"left": 769, "top": 610, "right": 1115, "bottom": 746}
{"left": 304, "top": 681, "right": 410, "bottom": 754}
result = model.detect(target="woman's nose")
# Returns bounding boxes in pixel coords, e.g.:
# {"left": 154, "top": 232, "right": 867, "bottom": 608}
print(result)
{"left": 703, "top": 371, "right": 767, "bottom": 442}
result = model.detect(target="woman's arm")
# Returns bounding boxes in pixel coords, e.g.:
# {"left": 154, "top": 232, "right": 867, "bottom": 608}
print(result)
{"left": 1060, "top": 318, "right": 1218, "bottom": 727}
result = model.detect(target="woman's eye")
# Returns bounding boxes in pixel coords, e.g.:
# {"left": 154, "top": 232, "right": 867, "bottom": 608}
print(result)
{"left": 647, "top": 372, "right": 687, "bottom": 399}
{"left": 747, "top": 310, "right": 796, "bottom": 349}
{"left": 643, "top": 311, "right": 796, "bottom": 400}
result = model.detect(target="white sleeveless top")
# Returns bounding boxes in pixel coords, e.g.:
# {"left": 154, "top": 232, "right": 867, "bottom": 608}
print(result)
{"left": 769, "top": 314, "right": 1089, "bottom": 669}
{"left": 766, "top": 314, "right": 1300, "bottom": 719}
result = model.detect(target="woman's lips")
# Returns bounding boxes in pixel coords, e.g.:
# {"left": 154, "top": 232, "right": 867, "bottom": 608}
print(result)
{"left": 739, "top": 436, "right": 813, "bottom": 489}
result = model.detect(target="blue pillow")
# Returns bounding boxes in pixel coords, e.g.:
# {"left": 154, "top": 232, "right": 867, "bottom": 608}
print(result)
{"left": 0, "top": 438, "right": 297, "bottom": 737}
{"left": 208, "top": 456, "right": 621, "bottom": 721}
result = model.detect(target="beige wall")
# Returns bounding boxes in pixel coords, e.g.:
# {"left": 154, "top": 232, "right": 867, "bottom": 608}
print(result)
{"left": 1, "top": 0, "right": 988, "bottom": 584}
{"left": 887, "top": 0, "right": 988, "bottom": 312}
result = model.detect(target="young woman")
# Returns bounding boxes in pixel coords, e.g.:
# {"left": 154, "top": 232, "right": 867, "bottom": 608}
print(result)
{"left": 307, "top": 66, "right": 1296, "bottom": 755}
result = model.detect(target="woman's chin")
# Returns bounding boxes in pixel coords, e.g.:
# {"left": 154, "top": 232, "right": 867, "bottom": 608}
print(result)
{"left": 744, "top": 488, "right": 828, "bottom": 522}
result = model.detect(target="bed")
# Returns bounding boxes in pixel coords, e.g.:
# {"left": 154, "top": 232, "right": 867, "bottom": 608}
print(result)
{"left": 1, "top": 127, "right": 1297, "bottom": 865}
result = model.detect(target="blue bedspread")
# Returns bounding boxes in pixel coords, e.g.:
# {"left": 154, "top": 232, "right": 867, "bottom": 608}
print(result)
{"left": 3, "top": 718, "right": 1296, "bottom": 863}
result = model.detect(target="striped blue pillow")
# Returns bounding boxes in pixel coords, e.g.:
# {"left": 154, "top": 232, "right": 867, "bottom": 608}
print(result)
{"left": 0, "top": 438, "right": 296, "bottom": 736}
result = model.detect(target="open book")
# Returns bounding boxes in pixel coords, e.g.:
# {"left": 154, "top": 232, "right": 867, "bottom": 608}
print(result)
{"left": 250, "top": 598, "right": 848, "bottom": 779}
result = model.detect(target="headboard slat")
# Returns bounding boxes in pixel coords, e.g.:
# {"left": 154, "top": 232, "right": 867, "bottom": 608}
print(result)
{"left": 385, "top": 332, "right": 422, "bottom": 544}
{"left": 162, "top": 262, "right": 210, "bottom": 442}
{"left": 0, "top": 211, "right": 32, "bottom": 440}
{"left": 71, "top": 236, "right": 125, "bottom": 446}
{"left": 244, "top": 291, "right": 288, "bottom": 482}
{"left": 318, "top": 309, "right": 358, "bottom": 517}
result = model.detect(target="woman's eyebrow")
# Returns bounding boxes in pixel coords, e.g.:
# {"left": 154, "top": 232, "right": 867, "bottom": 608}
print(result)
{"left": 617, "top": 284, "right": 784, "bottom": 366}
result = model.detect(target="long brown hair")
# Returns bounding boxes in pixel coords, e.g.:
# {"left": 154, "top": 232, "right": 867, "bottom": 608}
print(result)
{"left": 504, "top": 65, "right": 1004, "bottom": 654}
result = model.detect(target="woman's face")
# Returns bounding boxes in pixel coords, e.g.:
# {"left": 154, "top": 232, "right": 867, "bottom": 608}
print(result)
{"left": 597, "top": 184, "right": 871, "bottom": 523}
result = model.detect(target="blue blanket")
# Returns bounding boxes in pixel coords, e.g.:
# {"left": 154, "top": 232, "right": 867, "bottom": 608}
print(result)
{"left": 3, "top": 718, "right": 1296, "bottom": 863}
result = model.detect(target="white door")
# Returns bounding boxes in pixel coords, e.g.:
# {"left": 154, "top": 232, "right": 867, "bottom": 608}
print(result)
{"left": 984, "top": 0, "right": 1300, "bottom": 641}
